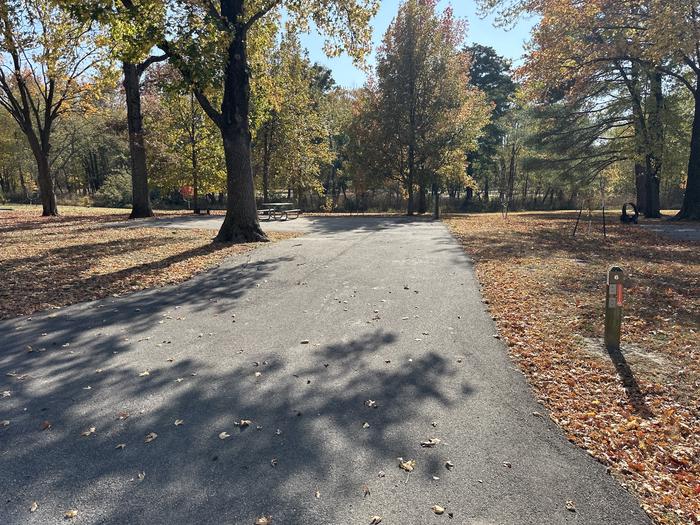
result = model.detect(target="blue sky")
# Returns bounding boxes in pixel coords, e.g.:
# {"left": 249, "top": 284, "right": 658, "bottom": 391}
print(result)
{"left": 299, "top": 0, "right": 537, "bottom": 88}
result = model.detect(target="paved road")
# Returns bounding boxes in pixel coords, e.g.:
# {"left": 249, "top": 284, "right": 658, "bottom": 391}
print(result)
{"left": 0, "top": 217, "right": 650, "bottom": 524}
{"left": 110, "top": 214, "right": 324, "bottom": 233}
{"left": 639, "top": 221, "right": 700, "bottom": 242}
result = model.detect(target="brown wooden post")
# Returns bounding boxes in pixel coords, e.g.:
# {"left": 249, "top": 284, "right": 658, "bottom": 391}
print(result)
{"left": 605, "top": 266, "right": 624, "bottom": 351}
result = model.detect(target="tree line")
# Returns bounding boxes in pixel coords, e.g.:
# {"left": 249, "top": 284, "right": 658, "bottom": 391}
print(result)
{"left": 1, "top": 0, "right": 698, "bottom": 245}
{"left": 477, "top": 0, "right": 700, "bottom": 220}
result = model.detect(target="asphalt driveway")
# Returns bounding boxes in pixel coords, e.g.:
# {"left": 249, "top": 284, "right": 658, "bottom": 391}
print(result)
{"left": 0, "top": 217, "right": 650, "bottom": 524}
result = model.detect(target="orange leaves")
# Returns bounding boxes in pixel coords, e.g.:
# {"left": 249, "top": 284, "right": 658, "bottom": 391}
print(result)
{"left": 446, "top": 212, "right": 700, "bottom": 525}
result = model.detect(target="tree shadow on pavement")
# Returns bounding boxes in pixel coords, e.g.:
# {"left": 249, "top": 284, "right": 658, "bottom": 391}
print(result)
{"left": 1, "top": 263, "right": 466, "bottom": 524}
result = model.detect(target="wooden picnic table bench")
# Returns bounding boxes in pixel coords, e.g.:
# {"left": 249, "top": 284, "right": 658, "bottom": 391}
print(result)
{"left": 260, "top": 202, "right": 301, "bottom": 221}
{"left": 258, "top": 208, "right": 273, "bottom": 220}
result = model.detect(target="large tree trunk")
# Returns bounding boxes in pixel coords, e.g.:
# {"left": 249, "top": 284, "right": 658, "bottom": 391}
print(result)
{"left": 418, "top": 179, "right": 427, "bottom": 214}
{"left": 26, "top": 133, "right": 57, "bottom": 216}
{"left": 36, "top": 150, "right": 57, "bottom": 216}
{"left": 123, "top": 62, "right": 153, "bottom": 219}
{"left": 677, "top": 87, "right": 700, "bottom": 220}
{"left": 214, "top": 30, "right": 266, "bottom": 243}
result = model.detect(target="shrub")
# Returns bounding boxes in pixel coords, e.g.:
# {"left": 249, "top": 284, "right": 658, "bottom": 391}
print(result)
{"left": 94, "top": 170, "right": 132, "bottom": 208}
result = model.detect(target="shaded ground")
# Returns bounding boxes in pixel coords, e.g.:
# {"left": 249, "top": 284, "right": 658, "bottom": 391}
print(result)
{"left": 639, "top": 222, "right": 700, "bottom": 242}
{"left": 0, "top": 217, "right": 649, "bottom": 524}
{"left": 446, "top": 211, "right": 699, "bottom": 525}
{"left": 0, "top": 207, "right": 296, "bottom": 320}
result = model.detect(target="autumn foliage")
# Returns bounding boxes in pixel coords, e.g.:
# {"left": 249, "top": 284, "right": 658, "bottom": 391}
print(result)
{"left": 447, "top": 212, "right": 699, "bottom": 525}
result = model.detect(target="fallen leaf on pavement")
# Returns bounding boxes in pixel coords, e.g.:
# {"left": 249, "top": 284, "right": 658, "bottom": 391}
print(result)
{"left": 254, "top": 515, "right": 272, "bottom": 525}
{"left": 144, "top": 432, "right": 158, "bottom": 443}
{"left": 399, "top": 458, "right": 416, "bottom": 472}
{"left": 219, "top": 431, "right": 231, "bottom": 440}
{"left": 30, "top": 501, "right": 38, "bottom": 512}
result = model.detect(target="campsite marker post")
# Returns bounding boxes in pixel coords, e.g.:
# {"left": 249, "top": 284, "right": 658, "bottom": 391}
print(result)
{"left": 604, "top": 266, "right": 624, "bottom": 351}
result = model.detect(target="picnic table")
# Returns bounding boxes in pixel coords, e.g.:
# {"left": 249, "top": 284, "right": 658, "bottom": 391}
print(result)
{"left": 258, "top": 202, "right": 301, "bottom": 221}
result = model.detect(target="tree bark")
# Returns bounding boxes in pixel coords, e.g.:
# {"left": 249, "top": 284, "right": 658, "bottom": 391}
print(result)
{"left": 677, "top": 87, "right": 700, "bottom": 220}
{"left": 418, "top": 180, "right": 427, "bottom": 214}
{"left": 36, "top": 150, "right": 57, "bottom": 216}
{"left": 123, "top": 61, "right": 153, "bottom": 219}
{"left": 25, "top": 132, "right": 57, "bottom": 215}
{"left": 214, "top": 26, "right": 266, "bottom": 242}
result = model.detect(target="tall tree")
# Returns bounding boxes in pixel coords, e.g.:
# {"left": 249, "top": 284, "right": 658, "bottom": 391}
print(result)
{"left": 143, "top": 64, "right": 225, "bottom": 209}
{"left": 0, "top": 0, "right": 108, "bottom": 215}
{"left": 255, "top": 33, "right": 332, "bottom": 206}
{"left": 375, "top": 0, "right": 490, "bottom": 215}
{"left": 65, "top": 0, "right": 169, "bottom": 217}
{"left": 479, "top": 0, "right": 700, "bottom": 219}
{"left": 162, "top": 0, "right": 377, "bottom": 242}
{"left": 466, "top": 44, "right": 516, "bottom": 202}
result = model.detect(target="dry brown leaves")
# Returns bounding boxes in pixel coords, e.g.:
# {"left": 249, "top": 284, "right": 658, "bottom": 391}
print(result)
{"left": 0, "top": 206, "right": 298, "bottom": 320}
{"left": 446, "top": 212, "right": 699, "bottom": 525}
